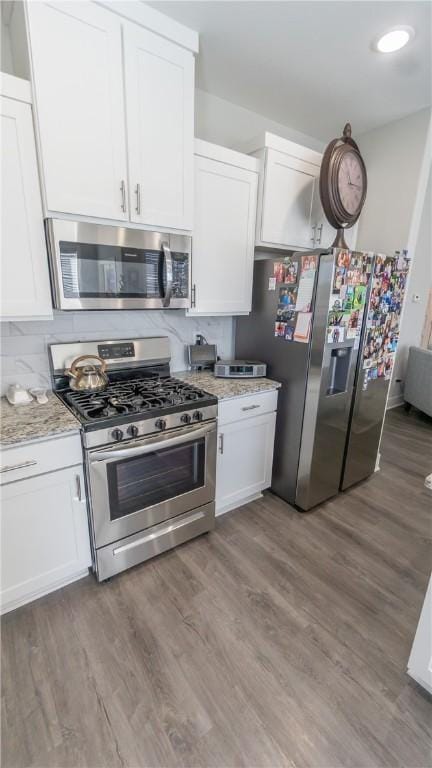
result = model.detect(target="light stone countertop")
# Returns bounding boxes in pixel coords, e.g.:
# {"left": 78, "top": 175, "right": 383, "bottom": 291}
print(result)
{"left": 174, "top": 370, "right": 281, "bottom": 400}
{"left": 1, "top": 393, "right": 81, "bottom": 448}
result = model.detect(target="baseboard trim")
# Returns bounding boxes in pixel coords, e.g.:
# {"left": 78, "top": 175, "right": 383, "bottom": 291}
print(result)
{"left": 386, "top": 394, "right": 404, "bottom": 410}
{"left": 0, "top": 568, "right": 90, "bottom": 615}
{"left": 216, "top": 492, "right": 263, "bottom": 517}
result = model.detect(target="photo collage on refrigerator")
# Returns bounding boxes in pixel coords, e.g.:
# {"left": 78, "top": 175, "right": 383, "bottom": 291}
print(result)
{"left": 272, "top": 255, "right": 316, "bottom": 343}
{"left": 362, "top": 250, "right": 410, "bottom": 389}
{"left": 326, "top": 249, "right": 373, "bottom": 345}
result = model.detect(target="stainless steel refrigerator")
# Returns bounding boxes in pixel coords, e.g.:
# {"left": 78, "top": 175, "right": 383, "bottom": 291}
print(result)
{"left": 236, "top": 248, "right": 409, "bottom": 511}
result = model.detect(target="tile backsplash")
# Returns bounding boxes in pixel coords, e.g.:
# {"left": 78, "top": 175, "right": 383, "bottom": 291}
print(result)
{"left": 0, "top": 311, "right": 234, "bottom": 395}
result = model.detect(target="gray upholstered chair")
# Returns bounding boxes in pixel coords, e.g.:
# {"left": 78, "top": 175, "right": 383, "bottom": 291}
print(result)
{"left": 403, "top": 346, "right": 432, "bottom": 417}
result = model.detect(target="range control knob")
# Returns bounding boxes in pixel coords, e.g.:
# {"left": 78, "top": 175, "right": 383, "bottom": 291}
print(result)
{"left": 180, "top": 413, "right": 191, "bottom": 424}
{"left": 127, "top": 425, "right": 139, "bottom": 438}
{"left": 193, "top": 410, "right": 203, "bottom": 422}
{"left": 155, "top": 418, "right": 167, "bottom": 431}
{"left": 111, "top": 428, "right": 123, "bottom": 442}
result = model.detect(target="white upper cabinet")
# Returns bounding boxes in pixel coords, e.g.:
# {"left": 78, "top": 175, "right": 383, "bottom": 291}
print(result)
{"left": 188, "top": 141, "right": 259, "bottom": 316}
{"left": 260, "top": 148, "right": 320, "bottom": 249}
{"left": 248, "top": 134, "right": 322, "bottom": 251}
{"left": 1, "top": 74, "right": 52, "bottom": 319}
{"left": 124, "top": 24, "right": 194, "bottom": 230}
{"left": 244, "top": 132, "right": 364, "bottom": 252}
{"left": 26, "top": 1, "right": 128, "bottom": 221}
{"left": 25, "top": 1, "right": 196, "bottom": 232}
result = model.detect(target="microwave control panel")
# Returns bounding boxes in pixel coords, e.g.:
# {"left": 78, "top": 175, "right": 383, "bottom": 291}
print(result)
{"left": 172, "top": 254, "right": 189, "bottom": 298}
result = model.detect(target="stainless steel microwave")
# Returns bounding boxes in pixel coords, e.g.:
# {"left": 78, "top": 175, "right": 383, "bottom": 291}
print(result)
{"left": 45, "top": 219, "right": 191, "bottom": 310}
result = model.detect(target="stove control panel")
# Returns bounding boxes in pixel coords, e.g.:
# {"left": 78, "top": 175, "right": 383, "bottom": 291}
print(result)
{"left": 84, "top": 404, "right": 218, "bottom": 450}
{"left": 98, "top": 342, "right": 135, "bottom": 360}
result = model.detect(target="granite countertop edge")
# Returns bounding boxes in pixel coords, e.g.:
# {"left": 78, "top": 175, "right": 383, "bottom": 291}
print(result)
{"left": 1, "top": 393, "right": 81, "bottom": 449}
{"left": 1, "top": 373, "right": 281, "bottom": 448}
{"left": 174, "top": 370, "right": 281, "bottom": 400}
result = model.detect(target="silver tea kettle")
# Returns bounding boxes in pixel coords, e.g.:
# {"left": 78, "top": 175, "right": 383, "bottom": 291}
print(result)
{"left": 65, "top": 355, "right": 108, "bottom": 392}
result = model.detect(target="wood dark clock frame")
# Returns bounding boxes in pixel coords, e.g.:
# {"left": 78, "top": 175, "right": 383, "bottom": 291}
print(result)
{"left": 319, "top": 123, "right": 367, "bottom": 249}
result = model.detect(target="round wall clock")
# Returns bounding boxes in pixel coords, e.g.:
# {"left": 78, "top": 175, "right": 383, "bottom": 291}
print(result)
{"left": 319, "top": 123, "right": 367, "bottom": 249}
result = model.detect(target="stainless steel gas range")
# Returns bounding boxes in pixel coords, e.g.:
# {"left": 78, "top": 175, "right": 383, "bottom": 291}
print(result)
{"left": 49, "top": 338, "right": 217, "bottom": 581}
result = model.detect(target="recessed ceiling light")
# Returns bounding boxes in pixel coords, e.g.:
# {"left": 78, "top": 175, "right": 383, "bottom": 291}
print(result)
{"left": 375, "top": 26, "right": 414, "bottom": 54}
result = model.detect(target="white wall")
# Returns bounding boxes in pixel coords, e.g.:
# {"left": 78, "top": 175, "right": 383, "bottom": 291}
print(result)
{"left": 390, "top": 172, "right": 432, "bottom": 406}
{"left": 0, "top": 312, "right": 234, "bottom": 395}
{"left": 355, "top": 107, "right": 431, "bottom": 406}
{"left": 195, "top": 89, "right": 324, "bottom": 153}
{"left": 356, "top": 108, "right": 431, "bottom": 255}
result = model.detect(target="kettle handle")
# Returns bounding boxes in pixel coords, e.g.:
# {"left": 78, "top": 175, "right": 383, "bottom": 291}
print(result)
{"left": 69, "top": 355, "right": 107, "bottom": 376}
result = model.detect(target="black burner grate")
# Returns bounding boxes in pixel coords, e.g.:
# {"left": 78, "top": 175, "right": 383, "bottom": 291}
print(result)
{"left": 63, "top": 376, "right": 208, "bottom": 421}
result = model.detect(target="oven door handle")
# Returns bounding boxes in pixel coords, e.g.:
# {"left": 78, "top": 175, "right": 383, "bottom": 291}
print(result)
{"left": 89, "top": 423, "right": 216, "bottom": 463}
{"left": 162, "top": 241, "right": 173, "bottom": 308}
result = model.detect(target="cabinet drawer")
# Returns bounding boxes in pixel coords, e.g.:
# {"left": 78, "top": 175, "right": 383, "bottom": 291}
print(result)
{"left": 218, "top": 389, "right": 278, "bottom": 426}
{"left": 0, "top": 433, "right": 82, "bottom": 485}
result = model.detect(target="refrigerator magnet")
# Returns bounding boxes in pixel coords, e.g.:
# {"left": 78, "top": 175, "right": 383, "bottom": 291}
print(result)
{"left": 274, "top": 262, "right": 286, "bottom": 283}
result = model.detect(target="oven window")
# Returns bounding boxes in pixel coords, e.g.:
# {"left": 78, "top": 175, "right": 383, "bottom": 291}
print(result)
{"left": 59, "top": 241, "right": 163, "bottom": 299}
{"left": 107, "top": 438, "right": 205, "bottom": 520}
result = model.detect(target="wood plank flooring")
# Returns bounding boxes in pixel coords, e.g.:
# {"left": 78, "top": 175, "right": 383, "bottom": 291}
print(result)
{"left": 2, "top": 407, "right": 431, "bottom": 768}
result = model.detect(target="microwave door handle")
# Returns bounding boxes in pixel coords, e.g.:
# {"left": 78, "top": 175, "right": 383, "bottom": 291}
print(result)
{"left": 89, "top": 423, "right": 215, "bottom": 463}
{"left": 162, "top": 242, "right": 173, "bottom": 307}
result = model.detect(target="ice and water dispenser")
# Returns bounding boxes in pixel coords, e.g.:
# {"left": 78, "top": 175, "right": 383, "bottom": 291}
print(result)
{"left": 327, "top": 346, "right": 352, "bottom": 396}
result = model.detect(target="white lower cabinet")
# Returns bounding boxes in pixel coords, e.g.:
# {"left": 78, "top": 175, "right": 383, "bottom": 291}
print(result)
{"left": 1, "top": 437, "right": 91, "bottom": 614}
{"left": 216, "top": 391, "right": 278, "bottom": 516}
{"left": 407, "top": 575, "right": 432, "bottom": 695}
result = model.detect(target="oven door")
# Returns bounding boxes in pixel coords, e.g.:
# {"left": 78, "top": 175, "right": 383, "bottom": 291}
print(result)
{"left": 46, "top": 219, "right": 191, "bottom": 310}
{"left": 88, "top": 422, "right": 216, "bottom": 549}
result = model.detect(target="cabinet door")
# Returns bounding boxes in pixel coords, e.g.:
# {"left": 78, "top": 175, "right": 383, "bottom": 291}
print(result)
{"left": 311, "top": 185, "right": 359, "bottom": 251}
{"left": 189, "top": 156, "right": 258, "bottom": 315}
{"left": 124, "top": 24, "right": 194, "bottom": 231}
{"left": 1, "top": 467, "right": 91, "bottom": 614}
{"left": 260, "top": 148, "right": 319, "bottom": 249}
{"left": 1, "top": 96, "right": 52, "bottom": 318}
{"left": 408, "top": 577, "right": 432, "bottom": 695}
{"left": 27, "top": 1, "right": 128, "bottom": 220}
{"left": 216, "top": 411, "right": 276, "bottom": 515}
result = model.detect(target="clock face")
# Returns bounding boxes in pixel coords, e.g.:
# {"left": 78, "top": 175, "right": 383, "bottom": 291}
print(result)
{"left": 337, "top": 151, "right": 365, "bottom": 216}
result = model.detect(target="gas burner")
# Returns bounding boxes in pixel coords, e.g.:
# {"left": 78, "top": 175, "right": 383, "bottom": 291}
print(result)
{"left": 62, "top": 374, "right": 210, "bottom": 423}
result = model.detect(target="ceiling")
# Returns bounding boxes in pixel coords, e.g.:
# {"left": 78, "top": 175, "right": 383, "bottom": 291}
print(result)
{"left": 148, "top": 1, "right": 431, "bottom": 141}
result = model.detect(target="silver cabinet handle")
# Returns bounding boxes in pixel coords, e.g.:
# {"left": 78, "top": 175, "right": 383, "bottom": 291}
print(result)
{"left": 218, "top": 433, "right": 224, "bottom": 454}
{"left": 0, "top": 459, "right": 37, "bottom": 473}
{"left": 241, "top": 404, "right": 260, "bottom": 411}
{"left": 311, "top": 224, "right": 316, "bottom": 243}
{"left": 191, "top": 283, "right": 196, "bottom": 308}
{"left": 135, "top": 183, "right": 141, "bottom": 215}
{"left": 75, "top": 474, "right": 83, "bottom": 501}
{"left": 120, "top": 180, "right": 126, "bottom": 212}
{"left": 162, "top": 241, "right": 173, "bottom": 307}
{"left": 316, "top": 224, "right": 323, "bottom": 245}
